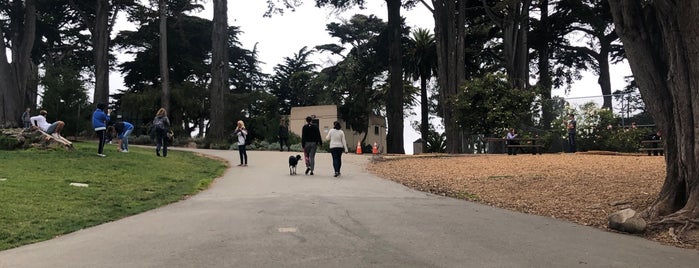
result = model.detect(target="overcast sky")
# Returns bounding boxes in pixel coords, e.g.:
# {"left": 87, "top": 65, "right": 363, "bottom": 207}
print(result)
{"left": 111, "top": 1, "right": 631, "bottom": 153}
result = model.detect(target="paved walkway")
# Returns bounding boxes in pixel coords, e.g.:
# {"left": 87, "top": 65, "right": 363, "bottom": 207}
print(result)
{"left": 1, "top": 149, "right": 698, "bottom": 267}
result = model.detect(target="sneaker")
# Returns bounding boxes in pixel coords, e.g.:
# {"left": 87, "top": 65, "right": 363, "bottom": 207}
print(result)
{"left": 97, "top": 154, "right": 106, "bottom": 157}
{"left": 121, "top": 150, "right": 129, "bottom": 153}
{"left": 305, "top": 168, "right": 310, "bottom": 175}
{"left": 51, "top": 133, "right": 60, "bottom": 139}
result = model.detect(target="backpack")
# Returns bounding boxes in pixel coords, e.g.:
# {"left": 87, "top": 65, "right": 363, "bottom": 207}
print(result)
{"left": 153, "top": 117, "right": 166, "bottom": 130}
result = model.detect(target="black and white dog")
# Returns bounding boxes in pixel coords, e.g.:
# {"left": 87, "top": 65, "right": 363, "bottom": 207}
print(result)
{"left": 289, "top": 155, "right": 302, "bottom": 175}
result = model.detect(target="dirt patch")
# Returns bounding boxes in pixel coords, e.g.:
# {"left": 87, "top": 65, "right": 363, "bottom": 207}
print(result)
{"left": 367, "top": 153, "right": 698, "bottom": 250}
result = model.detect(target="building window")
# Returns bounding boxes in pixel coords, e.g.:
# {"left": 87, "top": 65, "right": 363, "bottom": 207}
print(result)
{"left": 374, "top": 126, "right": 379, "bottom": 135}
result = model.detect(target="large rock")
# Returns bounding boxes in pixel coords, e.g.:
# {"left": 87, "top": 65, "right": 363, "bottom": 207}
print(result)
{"left": 608, "top": 208, "right": 647, "bottom": 233}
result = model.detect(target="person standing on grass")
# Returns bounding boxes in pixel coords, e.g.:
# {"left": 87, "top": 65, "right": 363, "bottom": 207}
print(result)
{"left": 326, "top": 121, "right": 348, "bottom": 177}
{"left": 566, "top": 114, "right": 577, "bottom": 153}
{"left": 113, "top": 121, "right": 134, "bottom": 153}
{"left": 21, "top": 107, "right": 31, "bottom": 129}
{"left": 92, "top": 103, "right": 111, "bottom": 157}
{"left": 301, "top": 116, "right": 322, "bottom": 175}
{"left": 153, "top": 108, "right": 171, "bottom": 157}
{"left": 234, "top": 120, "right": 248, "bottom": 166}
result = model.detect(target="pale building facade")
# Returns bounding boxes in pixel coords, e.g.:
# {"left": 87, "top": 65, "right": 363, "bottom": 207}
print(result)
{"left": 289, "top": 105, "right": 387, "bottom": 153}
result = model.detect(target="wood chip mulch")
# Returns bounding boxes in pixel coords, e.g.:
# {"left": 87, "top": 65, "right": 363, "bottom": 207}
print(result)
{"left": 367, "top": 152, "right": 698, "bottom": 250}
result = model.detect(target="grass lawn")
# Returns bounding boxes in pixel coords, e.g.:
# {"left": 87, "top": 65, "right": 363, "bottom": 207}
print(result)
{"left": 0, "top": 142, "right": 227, "bottom": 250}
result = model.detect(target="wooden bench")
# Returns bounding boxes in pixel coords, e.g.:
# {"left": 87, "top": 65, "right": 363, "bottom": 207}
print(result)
{"left": 640, "top": 140, "right": 663, "bottom": 156}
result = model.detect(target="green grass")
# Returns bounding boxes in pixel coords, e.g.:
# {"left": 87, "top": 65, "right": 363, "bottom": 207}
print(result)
{"left": 0, "top": 142, "right": 227, "bottom": 250}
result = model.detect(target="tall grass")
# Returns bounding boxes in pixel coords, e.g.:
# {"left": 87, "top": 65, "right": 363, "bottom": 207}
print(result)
{"left": 0, "top": 142, "right": 226, "bottom": 250}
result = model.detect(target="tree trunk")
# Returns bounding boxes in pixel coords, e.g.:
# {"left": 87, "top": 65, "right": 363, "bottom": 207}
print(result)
{"left": 609, "top": 0, "right": 699, "bottom": 227}
{"left": 596, "top": 47, "right": 613, "bottom": 110}
{"left": 0, "top": 0, "right": 36, "bottom": 128}
{"left": 93, "top": 0, "right": 110, "bottom": 105}
{"left": 433, "top": 0, "right": 466, "bottom": 154}
{"left": 385, "top": 0, "right": 404, "bottom": 154}
{"left": 209, "top": 0, "right": 228, "bottom": 141}
{"left": 159, "top": 0, "right": 170, "bottom": 112}
{"left": 537, "top": 0, "right": 553, "bottom": 129}
{"left": 484, "top": 0, "right": 531, "bottom": 90}
{"left": 420, "top": 76, "right": 429, "bottom": 152}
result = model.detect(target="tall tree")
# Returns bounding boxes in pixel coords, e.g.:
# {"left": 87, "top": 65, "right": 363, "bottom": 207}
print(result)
{"left": 209, "top": 0, "right": 228, "bottom": 140}
{"left": 0, "top": 0, "right": 37, "bottom": 127}
{"left": 426, "top": 0, "right": 466, "bottom": 154}
{"left": 482, "top": 0, "right": 531, "bottom": 90}
{"left": 405, "top": 28, "right": 437, "bottom": 152}
{"left": 554, "top": 0, "right": 624, "bottom": 110}
{"left": 159, "top": 0, "right": 170, "bottom": 111}
{"left": 269, "top": 46, "right": 320, "bottom": 114}
{"left": 608, "top": 0, "right": 699, "bottom": 236}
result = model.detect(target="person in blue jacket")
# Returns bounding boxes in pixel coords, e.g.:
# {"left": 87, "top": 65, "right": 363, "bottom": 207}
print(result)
{"left": 113, "top": 121, "right": 134, "bottom": 153}
{"left": 92, "top": 103, "right": 111, "bottom": 157}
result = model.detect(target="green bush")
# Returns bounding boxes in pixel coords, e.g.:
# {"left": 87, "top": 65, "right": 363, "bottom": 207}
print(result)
{"left": 0, "top": 135, "right": 18, "bottom": 150}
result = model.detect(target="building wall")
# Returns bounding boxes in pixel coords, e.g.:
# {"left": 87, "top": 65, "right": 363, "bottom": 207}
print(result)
{"left": 289, "top": 105, "right": 386, "bottom": 153}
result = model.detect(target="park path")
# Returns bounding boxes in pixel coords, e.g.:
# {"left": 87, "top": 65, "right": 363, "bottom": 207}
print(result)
{"left": 1, "top": 148, "right": 698, "bottom": 267}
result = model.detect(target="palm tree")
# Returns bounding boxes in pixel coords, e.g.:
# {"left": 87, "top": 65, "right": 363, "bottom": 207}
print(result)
{"left": 406, "top": 28, "right": 437, "bottom": 153}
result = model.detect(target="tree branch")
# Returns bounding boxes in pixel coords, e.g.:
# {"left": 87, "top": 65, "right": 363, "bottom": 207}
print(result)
{"left": 420, "top": 0, "right": 434, "bottom": 13}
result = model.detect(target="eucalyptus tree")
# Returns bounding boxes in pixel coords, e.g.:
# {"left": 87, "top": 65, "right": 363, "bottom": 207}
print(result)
{"left": 209, "top": 0, "right": 228, "bottom": 141}
{"left": 608, "top": 0, "right": 699, "bottom": 238}
{"left": 0, "top": 0, "right": 37, "bottom": 127}
{"left": 481, "top": 0, "right": 531, "bottom": 90}
{"left": 405, "top": 28, "right": 436, "bottom": 152}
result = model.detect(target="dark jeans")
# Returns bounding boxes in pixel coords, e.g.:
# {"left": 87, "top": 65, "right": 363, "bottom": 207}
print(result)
{"left": 155, "top": 129, "right": 168, "bottom": 156}
{"left": 238, "top": 144, "right": 248, "bottom": 164}
{"left": 279, "top": 137, "right": 289, "bottom": 151}
{"left": 506, "top": 140, "right": 519, "bottom": 155}
{"left": 568, "top": 132, "right": 576, "bottom": 153}
{"left": 96, "top": 129, "right": 106, "bottom": 154}
{"left": 330, "top": 147, "right": 343, "bottom": 174}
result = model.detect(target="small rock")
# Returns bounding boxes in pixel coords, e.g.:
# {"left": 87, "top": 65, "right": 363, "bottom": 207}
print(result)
{"left": 608, "top": 208, "right": 646, "bottom": 233}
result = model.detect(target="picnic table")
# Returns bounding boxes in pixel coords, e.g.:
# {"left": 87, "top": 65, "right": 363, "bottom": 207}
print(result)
{"left": 484, "top": 137, "right": 544, "bottom": 155}
{"left": 640, "top": 139, "right": 663, "bottom": 156}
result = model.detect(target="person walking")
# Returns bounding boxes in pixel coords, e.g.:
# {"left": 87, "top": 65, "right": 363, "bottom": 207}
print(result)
{"left": 234, "top": 120, "right": 248, "bottom": 166}
{"left": 113, "top": 121, "right": 134, "bottom": 153}
{"left": 278, "top": 119, "right": 290, "bottom": 152}
{"left": 21, "top": 107, "right": 31, "bottom": 129}
{"left": 301, "top": 116, "right": 322, "bottom": 175}
{"left": 566, "top": 114, "right": 577, "bottom": 153}
{"left": 91, "top": 104, "right": 110, "bottom": 157}
{"left": 153, "top": 108, "right": 171, "bottom": 157}
{"left": 326, "top": 121, "right": 348, "bottom": 177}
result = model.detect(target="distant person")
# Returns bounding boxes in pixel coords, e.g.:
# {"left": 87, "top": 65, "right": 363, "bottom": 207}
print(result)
{"left": 301, "top": 116, "right": 322, "bottom": 175}
{"left": 566, "top": 114, "right": 576, "bottom": 153}
{"left": 92, "top": 103, "right": 111, "bottom": 157}
{"left": 647, "top": 129, "right": 663, "bottom": 156}
{"left": 326, "top": 121, "right": 349, "bottom": 177}
{"left": 113, "top": 121, "right": 134, "bottom": 153}
{"left": 30, "top": 110, "right": 66, "bottom": 139}
{"left": 506, "top": 128, "right": 519, "bottom": 155}
{"left": 21, "top": 107, "right": 31, "bottom": 129}
{"left": 278, "top": 119, "right": 290, "bottom": 152}
{"left": 152, "top": 108, "right": 171, "bottom": 157}
{"left": 234, "top": 120, "right": 248, "bottom": 166}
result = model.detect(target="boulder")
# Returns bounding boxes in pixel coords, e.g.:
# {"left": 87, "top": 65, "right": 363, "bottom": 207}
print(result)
{"left": 608, "top": 208, "right": 647, "bottom": 233}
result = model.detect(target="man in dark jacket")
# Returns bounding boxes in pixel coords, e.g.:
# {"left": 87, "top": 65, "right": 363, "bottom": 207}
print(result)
{"left": 301, "top": 116, "right": 322, "bottom": 175}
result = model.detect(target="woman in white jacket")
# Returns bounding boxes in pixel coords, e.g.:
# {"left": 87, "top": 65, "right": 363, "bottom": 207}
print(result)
{"left": 326, "top": 121, "right": 348, "bottom": 177}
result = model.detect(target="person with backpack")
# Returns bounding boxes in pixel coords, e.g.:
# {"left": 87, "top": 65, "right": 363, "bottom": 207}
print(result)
{"left": 234, "top": 120, "right": 248, "bottom": 166}
{"left": 153, "top": 108, "right": 171, "bottom": 157}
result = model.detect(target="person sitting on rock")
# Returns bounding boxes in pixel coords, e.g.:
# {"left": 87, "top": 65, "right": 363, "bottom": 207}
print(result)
{"left": 29, "top": 110, "right": 66, "bottom": 139}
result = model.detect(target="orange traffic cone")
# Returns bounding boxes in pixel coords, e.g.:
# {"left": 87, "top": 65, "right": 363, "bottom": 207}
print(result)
{"left": 356, "top": 141, "right": 362, "bottom": 154}
{"left": 372, "top": 142, "right": 378, "bottom": 154}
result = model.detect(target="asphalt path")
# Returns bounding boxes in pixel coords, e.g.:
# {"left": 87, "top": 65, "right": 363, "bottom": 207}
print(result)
{"left": 1, "top": 148, "right": 698, "bottom": 267}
